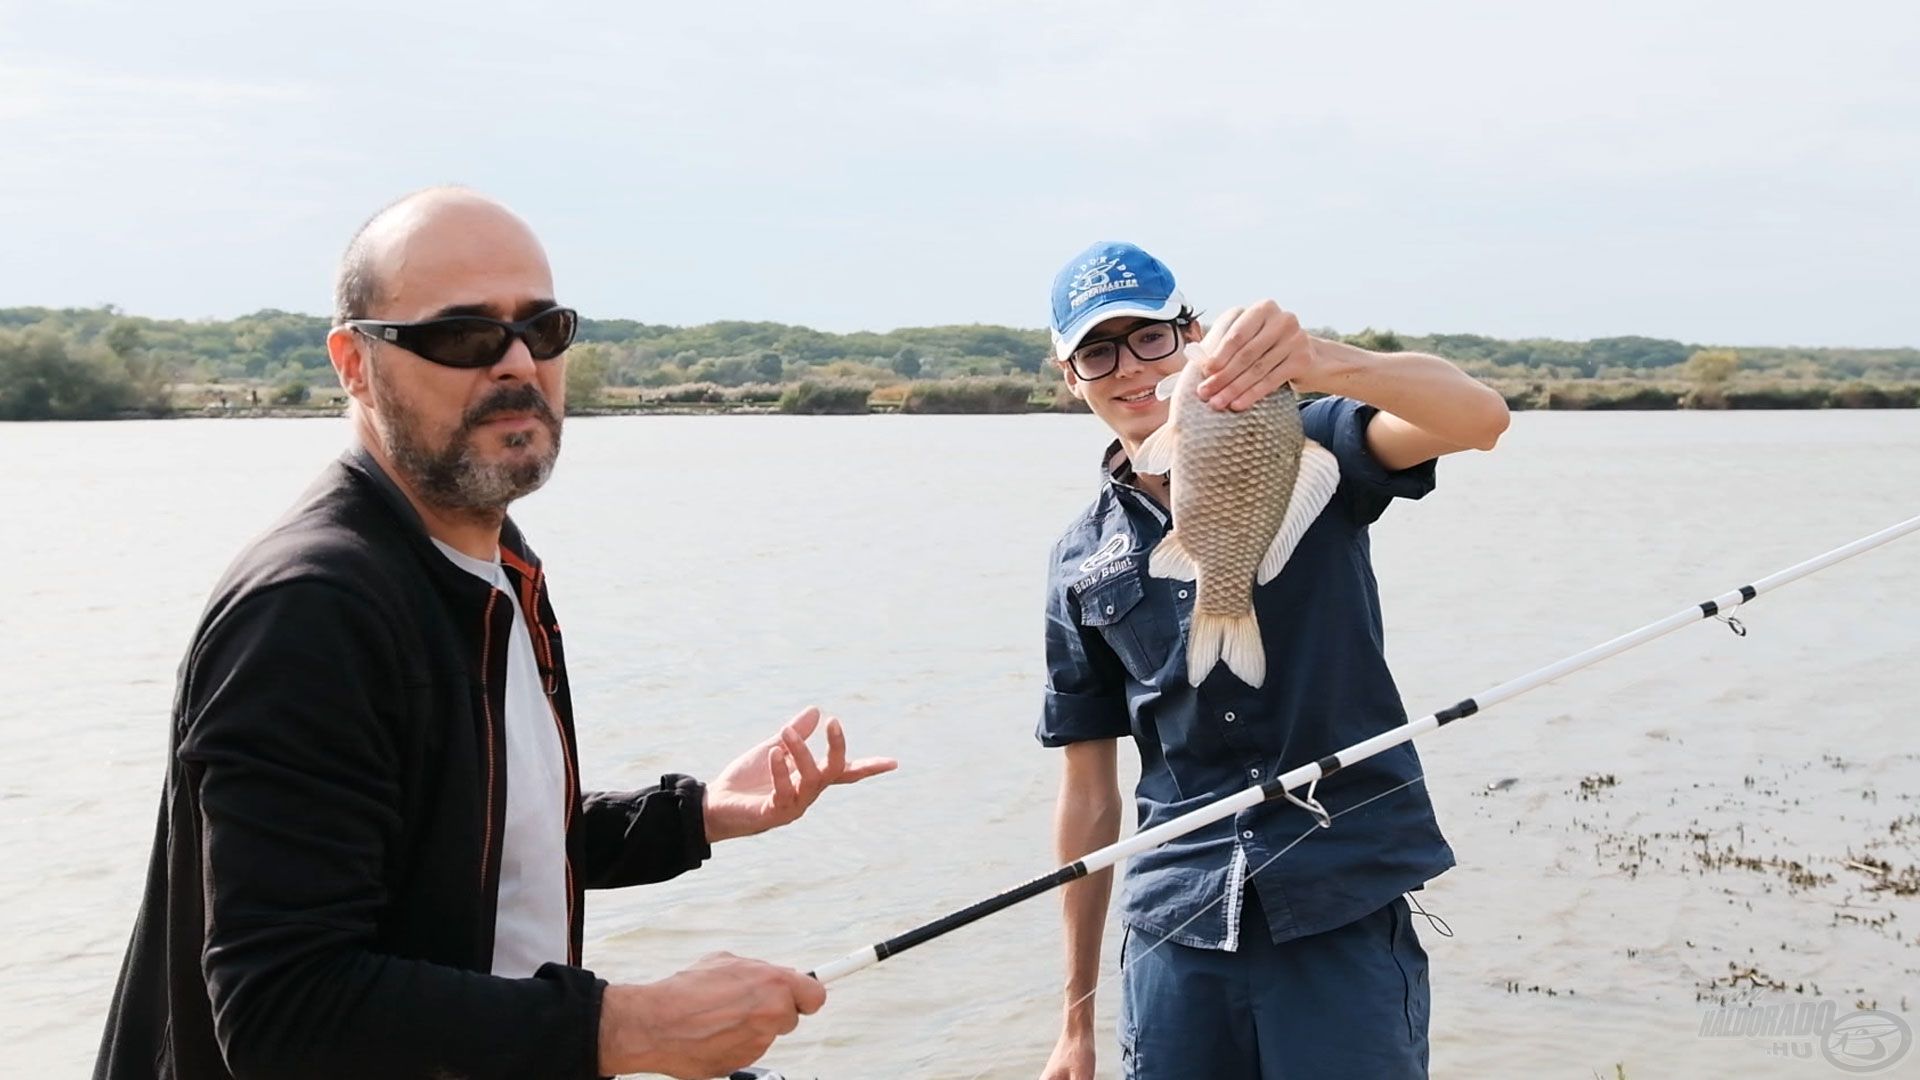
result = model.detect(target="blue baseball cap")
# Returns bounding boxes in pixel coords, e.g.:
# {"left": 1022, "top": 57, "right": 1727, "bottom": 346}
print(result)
{"left": 1048, "top": 240, "right": 1188, "bottom": 360}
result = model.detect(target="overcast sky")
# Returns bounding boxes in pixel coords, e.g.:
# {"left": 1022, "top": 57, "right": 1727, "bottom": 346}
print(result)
{"left": 3, "top": 1, "right": 1915, "bottom": 346}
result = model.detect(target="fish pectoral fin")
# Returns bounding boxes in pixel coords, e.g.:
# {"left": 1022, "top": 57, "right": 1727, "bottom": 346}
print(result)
{"left": 1154, "top": 370, "right": 1182, "bottom": 401}
{"left": 1148, "top": 531, "right": 1199, "bottom": 581}
{"left": 1189, "top": 610, "right": 1265, "bottom": 688}
{"left": 1256, "top": 440, "right": 1342, "bottom": 585}
{"left": 1132, "top": 421, "right": 1178, "bottom": 476}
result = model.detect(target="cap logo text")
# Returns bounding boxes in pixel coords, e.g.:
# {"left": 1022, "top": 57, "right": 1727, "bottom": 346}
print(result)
{"left": 1069, "top": 255, "right": 1139, "bottom": 309}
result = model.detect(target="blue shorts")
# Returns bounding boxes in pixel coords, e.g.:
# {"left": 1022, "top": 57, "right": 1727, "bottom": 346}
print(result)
{"left": 1118, "top": 892, "right": 1431, "bottom": 1079}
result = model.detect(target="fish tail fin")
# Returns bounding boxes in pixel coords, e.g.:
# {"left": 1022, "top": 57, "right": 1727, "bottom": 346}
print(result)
{"left": 1188, "top": 609, "right": 1265, "bottom": 688}
{"left": 1148, "top": 531, "right": 1198, "bottom": 581}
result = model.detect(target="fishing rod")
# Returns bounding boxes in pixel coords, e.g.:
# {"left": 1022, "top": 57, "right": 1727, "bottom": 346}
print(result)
{"left": 807, "top": 513, "right": 1920, "bottom": 983}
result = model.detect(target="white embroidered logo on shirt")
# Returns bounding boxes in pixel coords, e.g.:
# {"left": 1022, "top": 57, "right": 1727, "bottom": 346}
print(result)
{"left": 1078, "top": 532, "right": 1133, "bottom": 573}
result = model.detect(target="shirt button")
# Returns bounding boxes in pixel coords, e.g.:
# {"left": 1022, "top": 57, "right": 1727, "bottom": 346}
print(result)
{"left": 1242, "top": 831, "right": 1255, "bottom": 840}
{"left": 1224, "top": 711, "right": 1236, "bottom": 722}
{"left": 1104, "top": 604, "right": 1115, "bottom": 615}
{"left": 1248, "top": 767, "right": 1260, "bottom": 779}
{"left": 1177, "top": 589, "right": 1189, "bottom": 599}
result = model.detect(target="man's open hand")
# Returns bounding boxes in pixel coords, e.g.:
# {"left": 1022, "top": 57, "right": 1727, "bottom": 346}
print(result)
{"left": 704, "top": 707, "right": 896, "bottom": 843}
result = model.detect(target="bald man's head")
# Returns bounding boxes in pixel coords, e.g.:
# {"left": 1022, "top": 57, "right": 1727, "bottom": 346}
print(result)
{"left": 324, "top": 187, "right": 567, "bottom": 519}
{"left": 331, "top": 186, "right": 548, "bottom": 324}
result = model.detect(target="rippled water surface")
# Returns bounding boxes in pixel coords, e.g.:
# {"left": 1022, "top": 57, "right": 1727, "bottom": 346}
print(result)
{"left": 3, "top": 411, "right": 1917, "bottom": 1077}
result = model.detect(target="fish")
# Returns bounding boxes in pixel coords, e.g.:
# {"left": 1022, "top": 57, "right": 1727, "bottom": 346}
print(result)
{"left": 1130, "top": 345, "right": 1341, "bottom": 687}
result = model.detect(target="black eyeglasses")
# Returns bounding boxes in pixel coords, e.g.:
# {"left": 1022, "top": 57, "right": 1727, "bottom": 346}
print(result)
{"left": 346, "top": 306, "right": 579, "bottom": 369}
{"left": 1066, "top": 317, "right": 1191, "bottom": 381}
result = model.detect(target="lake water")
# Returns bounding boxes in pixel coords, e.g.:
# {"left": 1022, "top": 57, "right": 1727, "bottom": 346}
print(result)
{"left": 2, "top": 411, "right": 1917, "bottom": 1079}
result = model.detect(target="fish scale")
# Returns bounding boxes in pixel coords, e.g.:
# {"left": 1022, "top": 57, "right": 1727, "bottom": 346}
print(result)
{"left": 1135, "top": 355, "right": 1341, "bottom": 687}
{"left": 1174, "top": 384, "right": 1303, "bottom": 618}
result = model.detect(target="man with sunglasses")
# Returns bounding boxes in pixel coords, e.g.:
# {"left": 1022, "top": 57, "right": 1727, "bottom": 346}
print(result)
{"left": 1035, "top": 242, "right": 1509, "bottom": 1080}
{"left": 96, "top": 187, "right": 893, "bottom": 1080}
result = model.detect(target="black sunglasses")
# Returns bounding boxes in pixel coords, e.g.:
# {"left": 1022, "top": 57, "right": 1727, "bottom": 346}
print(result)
{"left": 346, "top": 306, "right": 579, "bottom": 369}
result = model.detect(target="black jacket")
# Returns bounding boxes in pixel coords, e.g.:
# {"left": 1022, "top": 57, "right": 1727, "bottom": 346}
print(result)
{"left": 95, "top": 448, "right": 711, "bottom": 1080}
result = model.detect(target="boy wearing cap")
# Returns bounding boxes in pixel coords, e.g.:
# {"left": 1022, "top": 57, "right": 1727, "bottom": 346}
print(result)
{"left": 1035, "top": 242, "right": 1509, "bottom": 1079}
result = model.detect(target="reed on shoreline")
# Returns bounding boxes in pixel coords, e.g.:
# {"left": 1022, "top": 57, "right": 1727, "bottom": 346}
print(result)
{"left": 7, "top": 305, "right": 1916, "bottom": 420}
{"left": 115, "top": 373, "right": 1920, "bottom": 421}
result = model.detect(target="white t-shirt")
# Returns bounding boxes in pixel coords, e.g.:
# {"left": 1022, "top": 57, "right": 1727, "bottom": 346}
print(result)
{"left": 433, "top": 539, "right": 571, "bottom": 978}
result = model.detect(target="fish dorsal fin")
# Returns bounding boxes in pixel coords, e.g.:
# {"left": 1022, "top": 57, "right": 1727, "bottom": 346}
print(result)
{"left": 1256, "top": 440, "right": 1341, "bottom": 585}
{"left": 1132, "top": 419, "right": 1178, "bottom": 476}
{"left": 1153, "top": 371, "right": 1181, "bottom": 401}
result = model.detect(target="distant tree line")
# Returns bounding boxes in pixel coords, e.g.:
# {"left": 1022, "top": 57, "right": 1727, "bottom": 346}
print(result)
{"left": 2, "top": 305, "right": 1916, "bottom": 419}
{"left": 0, "top": 324, "right": 172, "bottom": 420}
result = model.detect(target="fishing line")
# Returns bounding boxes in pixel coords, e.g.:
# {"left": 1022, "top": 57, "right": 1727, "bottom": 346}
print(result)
{"left": 1404, "top": 890, "right": 1454, "bottom": 939}
{"left": 807, "top": 513, "right": 1920, "bottom": 988}
{"left": 957, "top": 773, "right": 1434, "bottom": 1080}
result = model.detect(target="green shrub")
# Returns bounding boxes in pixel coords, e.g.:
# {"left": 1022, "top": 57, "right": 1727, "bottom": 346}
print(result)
{"left": 1491, "top": 382, "right": 1545, "bottom": 411}
{"left": 725, "top": 382, "right": 784, "bottom": 404}
{"left": 1724, "top": 385, "right": 1829, "bottom": 409}
{"left": 1046, "top": 382, "right": 1091, "bottom": 413}
{"left": 1828, "top": 382, "right": 1919, "bottom": 408}
{"left": 1542, "top": 382, "right": 1681, "bottom": 410}
{"left": 778, "top": 380, "right": 872, "bottom": 415}
{"left": 649, "top": 382, "right": 728, "bottom": 404}
{"left": 0, "top": 330, "right": 160, "bottom": 419}
{"left": 900, "top": 377, "right": 1038, "bottom": 414}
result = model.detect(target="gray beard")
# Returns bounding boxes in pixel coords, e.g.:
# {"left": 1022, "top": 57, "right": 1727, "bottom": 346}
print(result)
{"left": 371, "top": 378, "right": 562, "bottom": 515}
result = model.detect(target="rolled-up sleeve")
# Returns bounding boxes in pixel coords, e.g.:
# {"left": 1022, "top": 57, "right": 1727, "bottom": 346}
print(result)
{"left": 1301, "top": 395, "right": 1438, "bottom": 525}
{"left": 1036, "top": 548, "right": 1132, "bottom": 748}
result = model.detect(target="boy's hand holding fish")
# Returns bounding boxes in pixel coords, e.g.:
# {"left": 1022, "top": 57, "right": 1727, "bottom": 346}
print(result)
{"left": 1191, "top": 299, "right": 1328, "bottom": 412}
{"left": 1134, "top": 296, "right": 1507, "bottom": 687}
{"left": 1189, "top": 298, "right": 1511, "bottom": 470}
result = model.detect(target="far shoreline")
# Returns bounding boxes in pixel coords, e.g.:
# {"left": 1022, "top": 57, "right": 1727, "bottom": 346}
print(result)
{"left": 21, "top": 396, "right": 1919, "bottom": 423}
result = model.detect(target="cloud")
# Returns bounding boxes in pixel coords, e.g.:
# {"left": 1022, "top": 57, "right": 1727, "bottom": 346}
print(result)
{"left": 0, "top": 0, "right": 1915, "bottom": 343}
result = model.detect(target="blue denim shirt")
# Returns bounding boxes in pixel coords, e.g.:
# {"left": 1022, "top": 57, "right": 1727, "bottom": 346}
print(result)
{"left": 1037, "top": 396, "right": 1455, "bottom": 950}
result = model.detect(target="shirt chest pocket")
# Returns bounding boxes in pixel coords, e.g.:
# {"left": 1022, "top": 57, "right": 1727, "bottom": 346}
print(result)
{"left": 1078, "top": 571, "right": 1180, "bottom": 684}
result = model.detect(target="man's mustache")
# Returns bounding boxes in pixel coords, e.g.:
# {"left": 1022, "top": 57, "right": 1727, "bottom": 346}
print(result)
{"left": 460, "top": 384, "right": 558, "bottom": 433}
